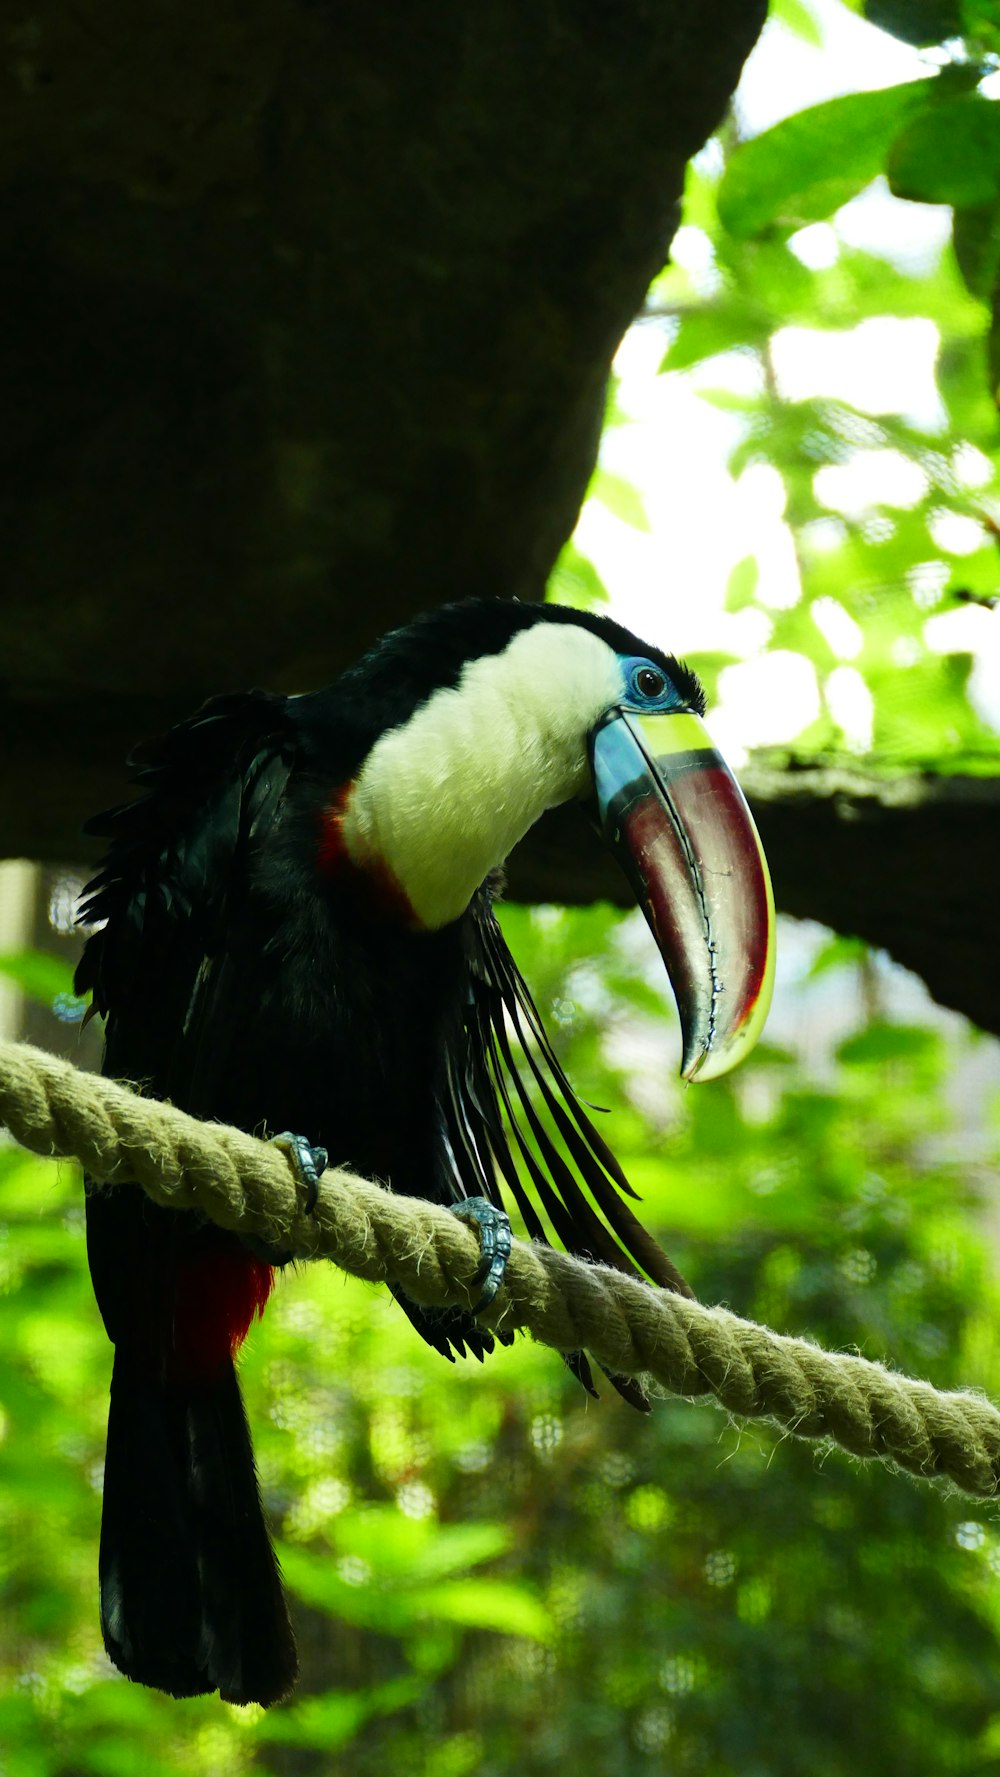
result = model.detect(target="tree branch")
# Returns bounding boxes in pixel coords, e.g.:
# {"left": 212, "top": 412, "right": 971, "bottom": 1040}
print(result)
{"left": 1, "top": 0, "right": 765, "bottom": 716}
{"left": 4, "top": 741, "right": 997, "bottom": 1038}
{"left": 505, "top": 764, "right": 1000, "bottom": 1038}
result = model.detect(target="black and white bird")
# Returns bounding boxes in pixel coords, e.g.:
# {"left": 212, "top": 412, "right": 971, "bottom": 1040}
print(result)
{"left": 77, "top": 597, "right": 774, "bottom": 1707}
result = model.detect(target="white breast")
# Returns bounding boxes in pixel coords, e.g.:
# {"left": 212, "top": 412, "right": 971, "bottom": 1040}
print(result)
{"left": 339, "top": 622, "right": 623, "bottom": 928}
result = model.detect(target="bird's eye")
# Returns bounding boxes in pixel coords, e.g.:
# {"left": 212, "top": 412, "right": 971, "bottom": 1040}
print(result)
{"left": 635, "top": 666, "right": 666, "bottom": 699}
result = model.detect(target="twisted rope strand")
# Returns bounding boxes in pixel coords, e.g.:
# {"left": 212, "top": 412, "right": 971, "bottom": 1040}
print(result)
{"left": 2, "top": 1038, "right": 998, "bottom": 1495}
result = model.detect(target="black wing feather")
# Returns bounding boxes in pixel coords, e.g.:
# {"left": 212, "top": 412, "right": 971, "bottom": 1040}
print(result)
{"left": 453, "top": 903, "right": 691, "bottom": 1296}
{"left": 77, "top": 690, "right": 301, "bottom": 1706}
{"left": 76, "top": 688, "right": 292, "bottom": 1079}
{"left": 501, "top": 990, "right": 690, "bottom": 1295}
{"left": 478, "top": 928, "right": 642, "bottom": 1200}
{"left": 440, "top": 901, "right": 691, "bottom": 1410}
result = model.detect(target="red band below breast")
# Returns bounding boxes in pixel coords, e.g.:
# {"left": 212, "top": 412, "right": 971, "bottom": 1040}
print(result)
{"left": 317, "top": 787, "right": 419, "bottom": 926}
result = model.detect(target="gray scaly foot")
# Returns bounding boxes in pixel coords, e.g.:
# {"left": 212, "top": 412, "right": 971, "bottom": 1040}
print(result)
{"left": 450, "top": 1196, "right": 512, "bottom": 1312}
{"left": 270, "top": 1132, "right": 329, "bottom": 1215}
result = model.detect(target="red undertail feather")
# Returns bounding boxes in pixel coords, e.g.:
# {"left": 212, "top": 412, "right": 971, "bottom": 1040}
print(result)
{"left": 171, "top": 1251, "right": 275, "bottom": 1379}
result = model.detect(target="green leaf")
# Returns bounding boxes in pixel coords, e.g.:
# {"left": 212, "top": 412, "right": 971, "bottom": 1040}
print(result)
{"left": 863, "top": 0, "right": 964, "bottom": 46}
{"left": 952, "top": 201, "right": 1000, "bottom": 305}
{"left": 256, "top": 1679, "right": 424, "bottom": 1749}
{"left": 277, "top": 1534, "right": 549, "bottom": 1641}
{"left": 405, "top": 1578, "right": 552, "bottom": 1641}
{"left": 335, "top": 1509, "right": 512, "bottom": 1584}
{"left": 276, "top": 1511, "right": 528, "bottom": 1640}
{"left": 589, "top": 468, "right": 650, "bottom": 531}
{"left": 548, "top": 539, "right": 608, "bottom": 609}
{"left": 0, "top": 949, "right": 78, "bottom": 1006}
{"left": 807, "top": 933, "right": 871, "bottom": 979}
{"left": 78, "top": 1740, "right": 184, "bottom": 1777}
{"left": 718, "top": 81, "right": 937, "bottom": 237}
{"left": 889, "top": 96, "right": 1000, "bottom": 209}
{"left": 661, "top": 304, "right": 769, "bottom": 371}
{"left": 695, "top": 386, "right": 764, "bottom": 412}
{"left": 726, "top": 554, "right": 760, "bottom": 612}
{"left": 837, "top": 1023, "right": 940, "bottom": 1066}
{"left": 771, "top": 0, "right": 824, "bottom": 45}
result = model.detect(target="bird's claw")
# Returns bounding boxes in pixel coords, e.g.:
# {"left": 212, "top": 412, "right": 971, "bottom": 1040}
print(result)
{"left": 271, "top": 1132, "right": 329, "bottom": 1215}
{"left": 450, "top": 1196, "right": 512, "bottom": 1313}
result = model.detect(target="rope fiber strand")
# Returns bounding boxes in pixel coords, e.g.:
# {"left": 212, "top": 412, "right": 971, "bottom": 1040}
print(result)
{"left": 2, "top": 1037, "right": 999, "bottom": 1497}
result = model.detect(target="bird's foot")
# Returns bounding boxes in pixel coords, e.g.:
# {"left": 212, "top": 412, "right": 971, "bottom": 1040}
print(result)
{"left": 450, "top": 1196, "right": 512, "bottom": 1313}
{"left": 270, "top": 1132, "right": 329, "bottom": 1215}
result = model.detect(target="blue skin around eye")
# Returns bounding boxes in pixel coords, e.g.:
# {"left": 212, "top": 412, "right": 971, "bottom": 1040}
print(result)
{"left": 617, "top": 656, "right": 687, "bottom": 714}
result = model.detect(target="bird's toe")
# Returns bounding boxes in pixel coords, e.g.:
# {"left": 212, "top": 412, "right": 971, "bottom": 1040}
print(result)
{"left": 450, "top": 1196, "right": 512, "bottom": 1312}
{"left": 270, "top": 1132, "right": 329, "bottom": 1215}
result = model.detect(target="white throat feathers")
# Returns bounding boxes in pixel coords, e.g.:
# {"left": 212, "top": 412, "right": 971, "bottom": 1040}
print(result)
{"left": 338, "top": 623, "right": 624, "bottom": 928}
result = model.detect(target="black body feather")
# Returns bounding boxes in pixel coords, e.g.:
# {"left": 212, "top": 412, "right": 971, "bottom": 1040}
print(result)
{"left": 78, "top": 598, "right": 692, "bottom": 1706}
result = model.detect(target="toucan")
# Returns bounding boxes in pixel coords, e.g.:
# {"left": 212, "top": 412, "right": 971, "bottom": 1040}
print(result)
{"left": 76, "top": 597, "right": 775, "bottom": 1708}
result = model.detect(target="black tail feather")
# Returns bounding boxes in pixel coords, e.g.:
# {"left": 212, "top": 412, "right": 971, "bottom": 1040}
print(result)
{"left": 100, "top": 1349, "right": 297, "bottom": 1707}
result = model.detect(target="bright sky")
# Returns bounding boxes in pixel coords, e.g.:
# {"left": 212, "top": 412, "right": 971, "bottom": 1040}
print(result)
{"left": 572, "top": 0, "right": 1000, "bottom": 762}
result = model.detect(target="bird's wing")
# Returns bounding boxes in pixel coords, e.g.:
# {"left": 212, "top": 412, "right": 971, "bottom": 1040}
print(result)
{"left": 78, "top": 694, "right": 301, "bottom": 1704}
{"left": 449, "top": 900, "right": 690, "bottom": 1300}
{"left": 76, "top": 689, "right": 294, "bottom": 1101}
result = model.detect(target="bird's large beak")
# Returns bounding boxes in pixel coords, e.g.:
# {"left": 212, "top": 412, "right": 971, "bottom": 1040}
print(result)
{"left": 590, "top": 708, "right": 775, "bottom": 1082}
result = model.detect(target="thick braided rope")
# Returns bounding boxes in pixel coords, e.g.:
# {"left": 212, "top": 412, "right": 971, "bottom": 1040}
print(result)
{"left": 2, "top": 1037, "right": 998, "bottom": 1495}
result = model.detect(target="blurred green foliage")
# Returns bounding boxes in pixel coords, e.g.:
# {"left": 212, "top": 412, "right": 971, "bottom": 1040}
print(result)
{"left": 3, "top": 904, "right": 1000, "bottom": 1775}
{"left": 549, "top": 0, "right": 1000, "bottom": 771}
{"left": 658, "top": 103, "right": 1000, "bottom": 758}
